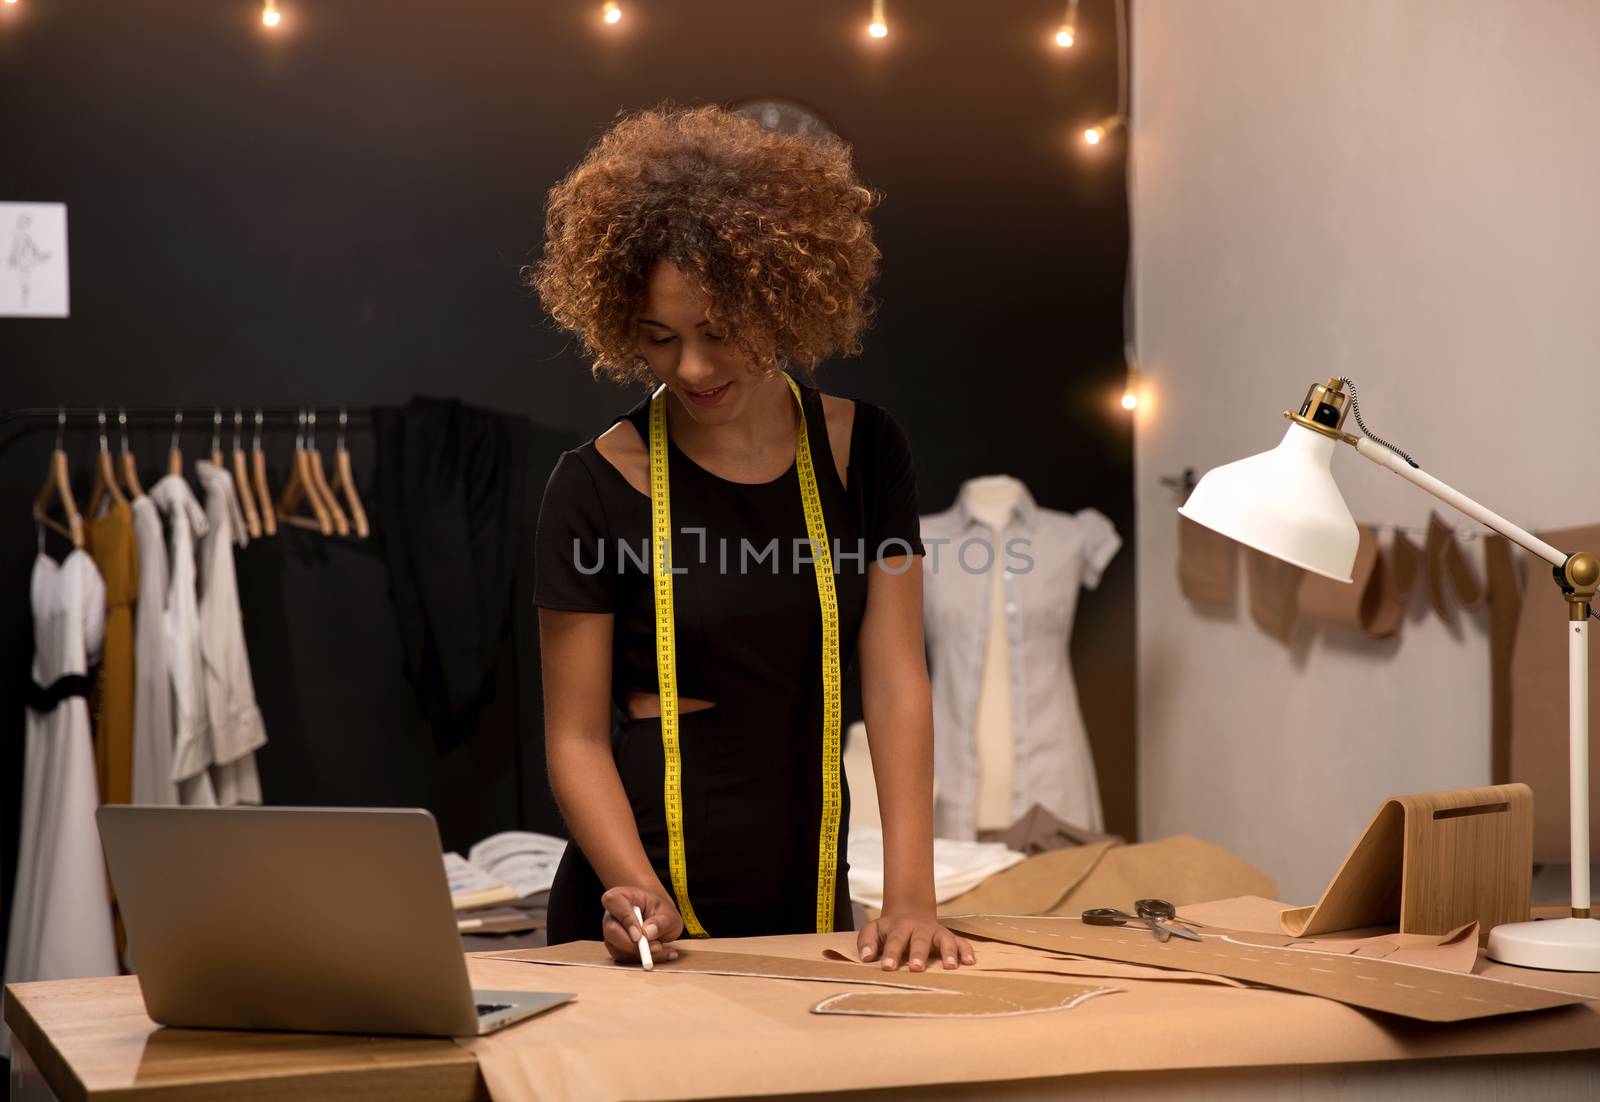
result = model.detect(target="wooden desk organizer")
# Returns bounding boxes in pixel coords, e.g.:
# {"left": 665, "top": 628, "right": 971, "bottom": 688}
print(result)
{"left": 1281, "top": 784, "right": 1532, "bottom": 938}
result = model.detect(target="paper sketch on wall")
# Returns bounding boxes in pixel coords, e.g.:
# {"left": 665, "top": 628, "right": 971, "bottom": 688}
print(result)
{"left": 1, "top": 202, "right": 70, "bottom": 317}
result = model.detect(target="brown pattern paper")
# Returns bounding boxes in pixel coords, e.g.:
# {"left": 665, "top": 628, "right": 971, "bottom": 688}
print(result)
{"left": 1295, "top": 526, "right": 1402, "bottom": 639}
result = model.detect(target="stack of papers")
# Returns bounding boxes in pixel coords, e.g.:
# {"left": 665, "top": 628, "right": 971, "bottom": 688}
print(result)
{"left": 445, "top": 831, "right": 567, "bottom": 911}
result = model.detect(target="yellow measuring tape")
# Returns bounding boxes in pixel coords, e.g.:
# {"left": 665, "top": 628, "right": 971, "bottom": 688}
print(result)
{"left": 649, "top": 374, "right": 843, "bottom": 937}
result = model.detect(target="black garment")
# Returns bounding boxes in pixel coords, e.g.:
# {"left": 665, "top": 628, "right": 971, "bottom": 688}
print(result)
{"left": 27, "top": 673, "right": 91, "bottom": 713}
{"left": 375, "top": 397, "right": 533, "bottom": 743}
{"left": 534, "top": 373, "right": 924, "bottom": 942}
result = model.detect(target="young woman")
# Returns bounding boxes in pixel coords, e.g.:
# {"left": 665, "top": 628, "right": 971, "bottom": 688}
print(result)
{"left": 530, "top": 105, "right": 973, "bottom": 973}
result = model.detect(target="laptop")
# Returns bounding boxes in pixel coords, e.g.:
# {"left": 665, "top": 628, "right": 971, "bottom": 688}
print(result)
{"left": 96, "top": 805, "right": 574, "bottom": 1037}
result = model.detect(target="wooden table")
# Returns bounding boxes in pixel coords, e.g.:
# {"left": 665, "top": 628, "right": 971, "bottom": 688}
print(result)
{"left": 9, "top": 928, "right": 1600, "bottom": 1102}
{"left": 4, "top": 974, "right": 485, "bottom": 1101}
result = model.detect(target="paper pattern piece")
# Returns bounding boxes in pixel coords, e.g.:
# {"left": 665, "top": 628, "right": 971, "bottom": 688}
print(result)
{"left": 932, "top": 840, "right": 1114, "bottom": 916}
{"left": 943, "top": 914, "right": 1579, "bottom": 1022}
{"left": 460, "top": 926, "right": 1600, "bottom": 1102}
{"left": 1363, "top": 534, "right": 1405, "bottom": 637}
{"left": 1389, "top": 530, "right": 1423, "bottom": 600}
{"left": 1176, "top": 894, "right": 1292, "bottom": 933}
{"left": 1424, "top": 513, "right": 1484, "bottom": 620}
{"left": 1297, "top": 527, "right": 1403, "bottom": 639}
{"left": 822, "top": 945, "right": 1249, "bottom": 988}
{"left": 1245, "top": 546, "right": 1302, "bottom": 643}
{"left": 1, "top": 202, "right": 68, "bottom": 317}
{"left": 490, "top": 942, "right": 1116, "bottom": 1019}
{"left": 1424, "top": 513, "right": 1457, "bottom": 623}
{"left": 1182, "top": 896, "right": 1476, "bottom": 972}
{"left": 937, "top": 834, "right": 1276, "bottom": 919}
{"left": 1262, "top": 924, "right": 1480, "bottom": 973}
{"left": 1177, "top": 514, "right": 1237, "bottom": 607}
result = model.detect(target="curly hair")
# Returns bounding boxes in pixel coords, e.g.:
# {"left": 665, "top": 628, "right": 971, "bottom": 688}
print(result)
{"left": 529, "top": 104, "right": 882, "bottom": 384}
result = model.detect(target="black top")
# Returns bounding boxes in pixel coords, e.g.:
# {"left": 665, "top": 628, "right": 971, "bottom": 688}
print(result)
{"left": 533, "top": 373, "right": 924, "bottom": 940}
{"left": 534, "top": 373, "right": 924, "bottom": 715}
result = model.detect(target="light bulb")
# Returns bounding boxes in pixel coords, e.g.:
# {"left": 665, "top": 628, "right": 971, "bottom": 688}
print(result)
{"left": 261, "top": 0, "right": 280, "bottom": 27}
{"left": 868, "top": 0, "right": 887, "bottom": 38}
{"left": 1121, "top": 392, "right": 1139, "bottom": 411}
{"left": 1083, "top": 116, "right": 1124, "bottom": 147}
{"left": 603, "top": 1, "right": 621, "bottom": 24}
{"left": 2, "top": 1, "right": 19, "bottom": 8}
{"left": 1055, "top": 1, "right": 1078, "bottom": 48}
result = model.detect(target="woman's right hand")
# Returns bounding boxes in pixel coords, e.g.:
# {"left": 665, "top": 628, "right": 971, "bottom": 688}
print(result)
{"left": 600, "top": 884, "right": 684, "bottom": 964}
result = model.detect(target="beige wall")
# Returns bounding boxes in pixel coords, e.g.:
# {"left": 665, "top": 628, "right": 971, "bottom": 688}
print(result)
{"left": 1132, "top": 0, "right": 1600, "bottom": 902}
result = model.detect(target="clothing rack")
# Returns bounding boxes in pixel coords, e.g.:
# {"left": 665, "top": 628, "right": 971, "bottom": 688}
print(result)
{"left": 0, "top": 406, "right": 374, "bottom": 450}
{"left": 2, "top": 401, "right": 532, "bottom": 837}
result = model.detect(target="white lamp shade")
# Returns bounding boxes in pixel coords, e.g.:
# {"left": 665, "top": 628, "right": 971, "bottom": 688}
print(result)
{"left": 1178, "top": 423, "right": 1359, "bottom": 583}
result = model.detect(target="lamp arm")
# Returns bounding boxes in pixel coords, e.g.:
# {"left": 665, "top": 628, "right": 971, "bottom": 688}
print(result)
{"left": 1352, "top": 437, "right": 1568, "bottom": 568}
{"left": 1354, "top": 436, "right": 1598, "bottom": 923}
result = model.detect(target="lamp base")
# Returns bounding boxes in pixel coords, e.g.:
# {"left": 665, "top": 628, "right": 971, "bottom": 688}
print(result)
{"left": 1486, "top": 917, "right": 1600, "bottom": 972}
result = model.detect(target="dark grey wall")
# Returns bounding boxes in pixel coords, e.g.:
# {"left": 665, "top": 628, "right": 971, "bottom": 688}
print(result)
{"left": 0, "top": 0, "right": 1134, "bottom": 943}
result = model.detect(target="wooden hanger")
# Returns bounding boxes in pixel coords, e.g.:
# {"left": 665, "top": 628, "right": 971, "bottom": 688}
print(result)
{"left": 332, "top": 409, "right": 369, "bottom": 538}
{"left": 116, "top": 408, "right": 144, "bottom": 498}
{"left": 250, "top": 410, "right": 277, "bottom": 537}
{"left": 208, "top": 408, "right": 258, "bottom": 539}
{"left": 210, "top": 409, "right": 225, "bottom": 470}
{"left": 86, "top": 408, "right": 129, "bottom": 519}
{"left": 33, "top": 410, "right": 84, "bottom": 549}
{"left": 276, "top": 410, "right": 333, "bottom": 534}
{"left": 168, "top": 410, "right": 184, "bottom": 477}
{"left": 305, "top": 409, "right": 350, "bottom": 537}
{"left": 230, "top": 410, "right": 263, "bottom": 539}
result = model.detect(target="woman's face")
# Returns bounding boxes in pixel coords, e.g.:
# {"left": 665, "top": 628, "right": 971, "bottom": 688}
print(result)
{"left": 636, "top": 261, "right": 768, "bottom": 425}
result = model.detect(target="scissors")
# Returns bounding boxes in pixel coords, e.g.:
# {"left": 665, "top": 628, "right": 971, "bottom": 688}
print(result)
{"left": 1081, "top": 899, "right": 1204, "bottom": 943}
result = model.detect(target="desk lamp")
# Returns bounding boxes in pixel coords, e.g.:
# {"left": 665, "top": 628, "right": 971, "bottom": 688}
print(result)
{"left": 1179, "top": 377, "right": 1600, "bottom": 971}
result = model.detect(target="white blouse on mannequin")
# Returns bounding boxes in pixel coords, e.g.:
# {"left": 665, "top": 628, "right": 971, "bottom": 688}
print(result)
{"left": 921, "top": 476, "right": 1121, "bottom": 839}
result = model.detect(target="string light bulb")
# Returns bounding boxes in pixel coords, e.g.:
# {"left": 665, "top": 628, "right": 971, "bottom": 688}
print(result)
{"left": 1083, "top": 114, "right": 1125, "bottom": 146}
{"left": 868, "top": 0, "right": 887, "bottom": 38}
{"left": 261, "top": 0, "right": 281, "bottom": 28}
{"left": 1121, "top": 363, "right": 1141, "bottom": 412}
{"left": 603, "top": 1, "right": 621, "bottom": 24}
{"left": 1055, "top": 0, "right": 1079, "bottom": 47}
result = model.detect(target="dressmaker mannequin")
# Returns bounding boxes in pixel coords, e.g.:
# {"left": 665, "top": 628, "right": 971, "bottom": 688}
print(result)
{"left": 961, "top": 475, "right": 1024, "bottom": 531}
{"left": 922, "top": 474, "right": 1120, "bottom": 839}
{"left": 962, "top": 475, "right": 1024, "bottom": 831}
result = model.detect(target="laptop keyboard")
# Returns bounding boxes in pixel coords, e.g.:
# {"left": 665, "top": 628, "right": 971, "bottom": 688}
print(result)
{"left": 476, "top": 1003, "right": 513, "bottom": 1017}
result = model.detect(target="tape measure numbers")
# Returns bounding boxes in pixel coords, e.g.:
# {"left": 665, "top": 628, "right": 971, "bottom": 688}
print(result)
{"left": 648, "top": 375, "right": 844, "bottom": 937}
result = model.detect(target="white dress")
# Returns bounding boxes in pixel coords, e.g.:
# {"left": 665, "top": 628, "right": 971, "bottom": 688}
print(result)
{"left": 2, "top": 551, "right": 120, "bottom": 1011}
{"left": 130, "top": 495, "right": 180, "bottom": 805}
{"left": 149, "top": 474, "right": 217, "bottom": 806}
{"left": 196, "top": 461, "right": 267, "bottom": 804}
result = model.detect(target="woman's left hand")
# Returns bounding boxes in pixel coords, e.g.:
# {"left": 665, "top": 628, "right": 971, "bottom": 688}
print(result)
{"left": 857, "top": 910, "right": 976, "bottom": 971}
